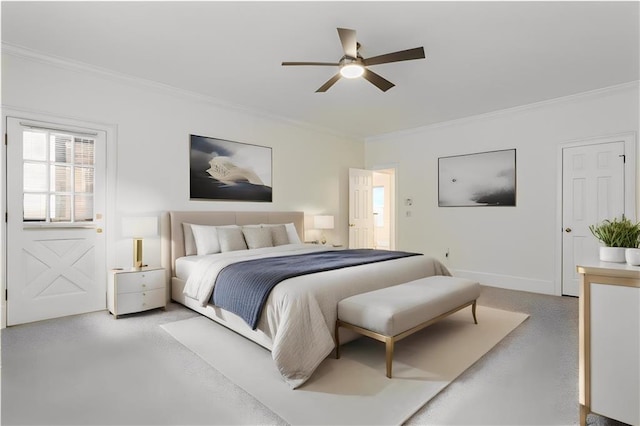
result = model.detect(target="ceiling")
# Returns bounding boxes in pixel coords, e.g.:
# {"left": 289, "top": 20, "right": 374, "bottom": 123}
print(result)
{"left": 2, "top": 1, "right": 639, "bottom": 140}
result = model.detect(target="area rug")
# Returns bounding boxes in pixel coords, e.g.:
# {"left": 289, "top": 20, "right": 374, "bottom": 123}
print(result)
{"left": 161, "top": 306, "right": 528, "bottom": 425}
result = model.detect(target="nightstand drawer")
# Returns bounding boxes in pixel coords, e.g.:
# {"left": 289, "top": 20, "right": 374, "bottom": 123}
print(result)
{"left": 116, "top": 269, "right": 164, "bottom": 294}
{"left": 116, "top": 288, "right": 166, "bottom": 315}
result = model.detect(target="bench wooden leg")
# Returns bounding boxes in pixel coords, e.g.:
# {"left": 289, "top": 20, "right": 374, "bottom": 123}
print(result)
{"left": 385, "top": 338, "right": 394, "bottom": 378}
{"left": 472, "top": 300, "right": 478, "bottom": 324}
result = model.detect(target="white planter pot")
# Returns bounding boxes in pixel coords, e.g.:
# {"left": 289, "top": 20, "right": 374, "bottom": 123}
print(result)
{"left": 599, "top": 247, "right": 626, "bottom": 263}
{"left": 625, "top": 248, "right": 640, "bottom": 266}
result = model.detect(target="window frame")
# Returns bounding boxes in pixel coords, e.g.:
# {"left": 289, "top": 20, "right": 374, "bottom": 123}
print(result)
{"left": 22, "top": 128, "right": 96, "bottom": 226}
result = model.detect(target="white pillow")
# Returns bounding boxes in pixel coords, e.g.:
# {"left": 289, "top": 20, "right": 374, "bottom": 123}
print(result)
{"left": 182, "top": 223, "right": 197, "bottom": 256}
{"left": 242, "top": 226, "right": 274, "bottom": 249}
{"left": 218, "top": 227, "right": 248, "bottom": 252}
{"left": 285, "top": 223, "right": 302, "bottom": 244}
{"left": 270, "top": 225, "right": 290, "bottom": 246}
{"left": 190, "top": 224, "right": 221, "bottom": 255}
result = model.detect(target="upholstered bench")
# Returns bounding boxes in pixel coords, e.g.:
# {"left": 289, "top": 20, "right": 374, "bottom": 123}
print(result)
{"left": 335, "top": 275, "right": 481, "bottom": 378}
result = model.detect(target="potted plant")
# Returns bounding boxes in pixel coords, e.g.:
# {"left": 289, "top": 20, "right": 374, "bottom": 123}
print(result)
{"left": 625, "top": 245, "right": 640, "bottom": 266}
{"left": 589, "top": 216, "right": 640, "bottom": 263}
{"left": 624, "top": 224, "right": 640, "bottom": 266}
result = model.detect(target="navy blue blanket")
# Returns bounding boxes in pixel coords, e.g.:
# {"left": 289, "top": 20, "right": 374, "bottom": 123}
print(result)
{"left": 212, "top": 249, "right": 421, "bottom": 329}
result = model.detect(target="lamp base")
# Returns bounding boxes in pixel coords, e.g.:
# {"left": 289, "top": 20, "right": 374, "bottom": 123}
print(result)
{"left": 133, "top": 238, "right": 143, "bottom": 269}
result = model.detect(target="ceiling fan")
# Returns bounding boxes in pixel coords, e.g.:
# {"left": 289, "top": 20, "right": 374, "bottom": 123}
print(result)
{"left": 282, "top": 28, "right": 426, "bottom": 93}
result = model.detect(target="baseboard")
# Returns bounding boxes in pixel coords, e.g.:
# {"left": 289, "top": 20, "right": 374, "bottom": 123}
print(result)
{"left": 450, "top": 269, "right": 556, "bottom": 296}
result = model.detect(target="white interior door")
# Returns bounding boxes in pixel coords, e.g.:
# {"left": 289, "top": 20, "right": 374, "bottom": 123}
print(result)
{"left": 6, "top": 117, "right": 106, "bottom": 325}
{"left": 349, "top": 168, "right": 374, "bottom": 249}
{"left": 562, "top": 141, "right": 625, "bottom": 296}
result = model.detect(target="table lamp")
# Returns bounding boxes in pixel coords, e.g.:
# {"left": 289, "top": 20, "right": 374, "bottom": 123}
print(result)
{"left": 122, "top": 216, "right": 158, "bottom": 269}
{"left": 313, "top": 215, "right": 334, "bottom": 245}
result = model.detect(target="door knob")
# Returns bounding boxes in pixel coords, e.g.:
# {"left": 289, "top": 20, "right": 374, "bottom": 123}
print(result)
{"left": 349, "top": 224, "right": 355, "bottom": 227}
{"left": 565, "top": 228, "right": 572, "bottom": 233}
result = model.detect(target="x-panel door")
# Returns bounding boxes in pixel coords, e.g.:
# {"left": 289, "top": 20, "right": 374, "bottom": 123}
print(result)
{"left": 6, "top": 117, "right": 106, "bottom": 325}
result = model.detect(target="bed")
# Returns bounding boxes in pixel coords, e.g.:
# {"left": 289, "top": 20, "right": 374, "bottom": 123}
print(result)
{"left": 160, "top": 211, "right": 451, "bottom": 388}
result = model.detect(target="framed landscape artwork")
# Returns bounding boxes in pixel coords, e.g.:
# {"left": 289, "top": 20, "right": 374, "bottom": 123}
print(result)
{"left": 438, "top": 149, "right": 516, "bottom": 207}
{"left": 190, "top": 134, "right": 272, "bottom": 202}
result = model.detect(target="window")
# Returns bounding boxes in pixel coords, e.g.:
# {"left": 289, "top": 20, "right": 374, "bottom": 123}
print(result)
{"left": 23, "top": 130, "right": 95, "bottom": 223}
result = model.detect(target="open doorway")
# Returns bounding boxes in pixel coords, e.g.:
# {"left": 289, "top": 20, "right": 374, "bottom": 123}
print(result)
{"left": 372, "top": 169, "right": 395, "bottom": 250}
{"left": 348, "top": 167, "right": 396, "bottom": 250}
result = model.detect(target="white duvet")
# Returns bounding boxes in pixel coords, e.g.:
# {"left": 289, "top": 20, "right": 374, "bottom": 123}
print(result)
{"left": 184, "top": 244, "right": 451, "bottom": 388}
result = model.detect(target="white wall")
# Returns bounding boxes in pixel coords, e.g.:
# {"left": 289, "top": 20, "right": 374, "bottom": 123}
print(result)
{"left": 1, "top": 50, "right": 363, "bottom": 273}
{"left": 365, "top": 83, "right": 639, "bottom": 295}
{"left": 2, "top": 47, "right": 637, "bottom": 312}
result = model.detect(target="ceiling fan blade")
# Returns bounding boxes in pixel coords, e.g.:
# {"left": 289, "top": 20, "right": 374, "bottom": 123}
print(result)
{"left": 316, "top": 73, "right": 342, "bottom": 93}
{"left": 337, "top": 28, "right": 358, "bottom": 58}
{"left": 282, "top": 61, "right": 340, "bottom": 66}
{"left": 363, "top": 47, "right": 425, "bottom": 66}
{"left": 362, "top": 69, "right": 395, "bottom": 92}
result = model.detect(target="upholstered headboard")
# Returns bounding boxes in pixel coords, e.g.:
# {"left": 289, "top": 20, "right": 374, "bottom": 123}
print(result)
{"left": 160, "top": 211, "right": 305, "bottom": 277}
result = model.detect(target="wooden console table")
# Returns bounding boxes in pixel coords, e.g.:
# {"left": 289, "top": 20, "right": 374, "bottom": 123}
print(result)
{"left": 577, "top": 263, "right": 640, "bottom": 426}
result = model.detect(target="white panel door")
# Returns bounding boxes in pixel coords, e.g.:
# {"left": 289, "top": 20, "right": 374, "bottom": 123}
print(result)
{"left": 562, "top": 142, "right": 625, "bottom": 296}
{"left": 349, "top": 168, "right": 374, "bottom": 249}
{"left": 6, "top": 117, "right": 107, "bottom": 325}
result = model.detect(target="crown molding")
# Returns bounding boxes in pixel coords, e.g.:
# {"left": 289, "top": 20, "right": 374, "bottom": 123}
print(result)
{"left": 5, "top": 42, "right": 636, "bottom": 144}
{"left": 1, "top": 42, "right": 361, "bottom": 143}
{"left": 365, "top": 80, "right": 640, "bottom": 143}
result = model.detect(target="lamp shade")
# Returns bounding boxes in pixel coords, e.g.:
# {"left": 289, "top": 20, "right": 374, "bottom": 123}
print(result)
{"left": 313, "top": 215, "right": 334, "bottom": 230}
{"left": 122, "top": 216, "right": 158, "bottom": 238}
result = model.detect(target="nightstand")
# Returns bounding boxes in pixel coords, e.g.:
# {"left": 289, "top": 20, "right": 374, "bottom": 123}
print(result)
{"left": 108, "top": 266, "right": 166, "bottom": 319}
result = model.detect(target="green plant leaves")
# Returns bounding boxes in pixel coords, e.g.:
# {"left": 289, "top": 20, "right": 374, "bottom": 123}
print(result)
{"left": 589, "top": 216, "right": 640, "bottom": 248}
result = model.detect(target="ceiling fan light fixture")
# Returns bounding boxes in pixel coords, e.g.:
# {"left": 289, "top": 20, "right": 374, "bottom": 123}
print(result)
{"left": 282, "top": 27, "right": 425, "bottom": 92}
{"left": 340, "top": 63, "right": 364, "bottom": 79}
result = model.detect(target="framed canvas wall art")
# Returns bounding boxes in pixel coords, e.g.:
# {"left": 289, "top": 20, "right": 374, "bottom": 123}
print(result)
{"left": 438, "top": 149, "right": 516, "bottom": 207}
{"left": 190, "top": 134, "right": 272, "bottom": 202}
